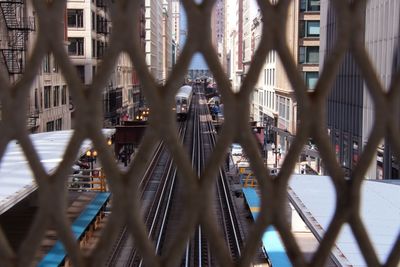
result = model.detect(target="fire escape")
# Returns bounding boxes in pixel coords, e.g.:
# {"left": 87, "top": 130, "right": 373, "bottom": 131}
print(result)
{"left": 97, "top": 0, "right": 120, "bottom": 126}
{"left": 0, "top": 0, "right": 35, "bottom": 74}
{"left": 0, "top": 1, "right": 36, "bottom": 131}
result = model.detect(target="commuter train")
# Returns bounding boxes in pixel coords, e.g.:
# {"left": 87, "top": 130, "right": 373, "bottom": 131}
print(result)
{"left": 175, "top": 85, "right": 193, "bottom": 121}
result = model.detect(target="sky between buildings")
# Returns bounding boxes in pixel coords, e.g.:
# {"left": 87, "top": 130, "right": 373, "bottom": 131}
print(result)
{"left": 179, "top": 1, "right": 209, "bottom": 70}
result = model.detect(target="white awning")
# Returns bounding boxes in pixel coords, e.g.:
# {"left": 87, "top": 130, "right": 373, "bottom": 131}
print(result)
{"left": 289, "top": 175, "right": 400, "bottom": 266}
{"left": 0, "top": 129, "right": 115, "bottom": 215}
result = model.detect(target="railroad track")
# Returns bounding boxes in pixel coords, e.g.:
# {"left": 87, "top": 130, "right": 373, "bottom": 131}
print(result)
{"left": 157, "top": 84, "right": 244, "bottom": 266}
{"left": 107, "top": 84, "right": 244, "bottom": 266}
{"left": 196, "top": 86, "right": 243, "bottom": 263}
{"left": 106, "top": 122, "right": 187, "bottom": 266}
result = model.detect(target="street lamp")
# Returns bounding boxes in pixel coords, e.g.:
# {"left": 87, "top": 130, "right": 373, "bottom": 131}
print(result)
{"left": 85, "top": 149, "right": 97, "bottom": 189}
{"left": 86, "top": 149, "right": 97, "bottom": 167}
{"left": 271, "top": 143, "right": 281, "bottom": 169}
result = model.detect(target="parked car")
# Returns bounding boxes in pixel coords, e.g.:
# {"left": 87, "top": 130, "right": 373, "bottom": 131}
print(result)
{"left": 231, "top": 143, "right": 243, "bottom": 156}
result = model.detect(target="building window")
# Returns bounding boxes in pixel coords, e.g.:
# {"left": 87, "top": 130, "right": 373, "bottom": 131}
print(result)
{"left": 300, "top": 0, "right": 320, "bottom": 12}
{"left": 264, "top": 69, "right": 266, "bottom": 85}
{"left": 286, "top": 99, "right": 290, "bottom": 120}
{"left": 53, "top": 57, "right": 59, "bottom": 73}
{"left": 300, "top": 21, "right": 320, "bottom": 38}
{"left": 67, "top": 9, "right": 84, "bottom": 28}
{"left": 96, "top": 15, "right": 108, "bottom": 34}
{"left": 46, "top": 121, "right": 54, "bottom": 132}
{"left": 43, "top": 53, "right": 50, "bottom": 73}
{"left": 44, "top": 86, "right": 51, "bottom": 109}
{"left": 272, "top": 69, "right": 275, "bottom": 86}
{"left": 97, "top": 41, "right": 106, "bottom": 59}
{"left": 92, "top": 11, "right": 95, "bottom": 31}
{"left": 34, "top": 89, "right": 39, "bottom": 110}
{"left": 53, "top": 86, "right": 60, "bottom": 107}
{"left": 304, "top": 72, "right": 319, "bottom": 90}
{"left": 299, "top": 46, "right": 319, "bottom": 64}
{"left": 61, "top": 85, "right": 67, "bottom": 105}
{"left": 55, "top": 118, "right": 62, "bottom": 131}
{"left": 76, "top": 65, "right": 85, "bottom": 83}
{"left": 68, "top": 38, "right": 84, "bottom": 56}
{"left": 92, "top": 39, "right": 96, "bottom": 58}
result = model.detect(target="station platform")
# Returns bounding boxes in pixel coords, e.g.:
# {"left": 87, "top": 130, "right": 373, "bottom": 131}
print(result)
{"left": 242, "top": 187, "right": 292, "bottom": 266}
{"left": 0, "top": 129, "right": 114, "bottom": 215}
{"left": 38, "top": 192, "right": 110, "bottom": 266}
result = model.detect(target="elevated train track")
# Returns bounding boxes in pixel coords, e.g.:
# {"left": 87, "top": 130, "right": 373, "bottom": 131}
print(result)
{"left": 107, "top": 84, "right": 245, "bottom": 266}
{"left": 29, "top": 85, "right": 252, "bottom": 266}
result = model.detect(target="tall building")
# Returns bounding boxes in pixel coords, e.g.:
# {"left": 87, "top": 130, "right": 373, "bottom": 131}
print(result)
{"left": 67, "top": 0, "right": 136, "bottom": 126}
{"left": 242, "top": 0, "right": 258, "bottom": 74}
{"left": 321, "top": 0, "right": 400, "bottom": 179}
{"left": 251, "top": 0, "right": 321, "bottom": 159}
{"left": 171, "top": 0, "right": 180, "bottom": 52}
{"left": 130, "top": 3, "right": 146, "bottom": 121}
{"left": 162, "top": 0, "right": 173, "bottom": 82}
{"left": 145, "top": 0, "right": 165, "bottom": 83}
{"left": 251, "top": 13, "right": 278, "bottom": 133}
{"left": 225, "top": 0, "right": 243, "bottom": 91}
{"left": 0, "top": 1, "right": 71, "bottom": 133}
{"left": 276, "top": 0, "right": 320, "bottom": 142}
{"left": 212, "top": 0, "right": 225, "bottom": 67}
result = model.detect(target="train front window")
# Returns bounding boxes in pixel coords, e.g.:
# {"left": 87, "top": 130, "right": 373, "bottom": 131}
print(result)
{"left": 182, "top": 99, "right": 187, "bottom": 105}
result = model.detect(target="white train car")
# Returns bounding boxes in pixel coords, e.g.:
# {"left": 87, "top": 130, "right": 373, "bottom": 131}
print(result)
{"left": 175, "top": 85, "right": 193, "bottom": 121}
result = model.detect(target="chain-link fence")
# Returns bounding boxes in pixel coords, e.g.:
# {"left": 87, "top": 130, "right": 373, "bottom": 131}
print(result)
{"left": 0, "top": 0, "right": 399, "bottom": 266}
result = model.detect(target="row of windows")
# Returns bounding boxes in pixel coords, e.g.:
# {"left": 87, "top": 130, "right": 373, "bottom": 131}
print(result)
{"left": 264, "top": 68, "right": 275, "bottom": 86}
{"left": 42, "top": 54, "right": 59, "bottom": 74}
{"left": 257, "top": 89, "right": 276, "bottom": 112}
{"left": 68, "top": 9, "right": 108, "bottom": 33}
{"left": 267, "top": 50, "right": 276, "bottom": 64}
{"left": 68, "top": 37, "right": 109, "bottom": 57}
{"left": 46, "top": 118, "right": 63, "bottom": 132}
{"left": 300, "top": 0, "right": 320, "bottom": 12}
{"left": 42, "top": 85, "right": 67, "bottom": 110}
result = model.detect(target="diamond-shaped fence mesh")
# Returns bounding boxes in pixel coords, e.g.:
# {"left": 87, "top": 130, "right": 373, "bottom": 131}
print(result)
{"left": 0, "top": 0, "right": 399, "bottom": 266}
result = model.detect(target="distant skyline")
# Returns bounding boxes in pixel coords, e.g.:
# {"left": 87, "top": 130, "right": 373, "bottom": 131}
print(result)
{"left": 179, "top": 1, "right": 209, "bottom": 70}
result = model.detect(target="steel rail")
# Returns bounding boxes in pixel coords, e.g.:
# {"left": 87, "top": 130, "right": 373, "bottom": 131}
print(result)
{"left": 136, "top": 105, "right": 191, "bottom": 267}
{"left": 106, "top": 141, "right": 165, "bottom": 266}
{"left": 107, "top": 124, "right": 186, "bottom": 266}
{"left": 201, "top": 88, "right": 243, "bottom": 261}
